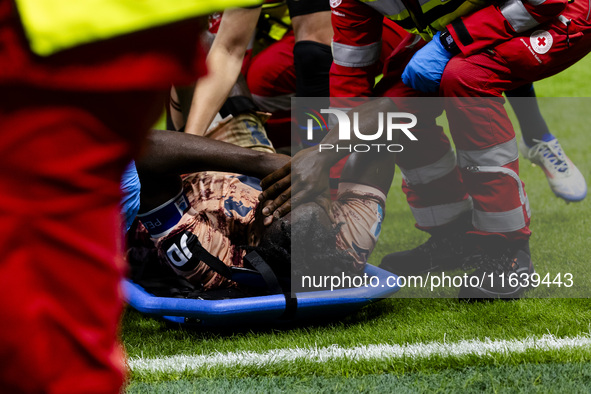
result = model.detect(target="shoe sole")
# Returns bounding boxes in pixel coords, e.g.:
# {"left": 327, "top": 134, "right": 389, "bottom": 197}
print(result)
{"left": 553, "top": 189, "right": 587, "bottom": 203}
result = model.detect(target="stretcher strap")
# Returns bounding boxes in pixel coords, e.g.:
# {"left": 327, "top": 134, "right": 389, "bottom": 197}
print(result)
{"left": 186, "top": 234, "right": 235, "bottom": 280}
{"left": 243, "top": 251, "right": 283, "bottom": 294}
{"left": 168, "top": 231, "right": 297, "bottom": 315}
{"left": 244, "top": 252, "right": 297, "bottom": 319}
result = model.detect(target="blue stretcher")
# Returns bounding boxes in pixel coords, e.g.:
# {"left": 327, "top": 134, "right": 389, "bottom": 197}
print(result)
{"left": 123, "top": 264, "right": 399, "bottom": 326}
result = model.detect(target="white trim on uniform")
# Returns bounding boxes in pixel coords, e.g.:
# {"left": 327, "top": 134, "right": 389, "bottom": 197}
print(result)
{"left": 473, "top": 206, "right": 527, "bottom": 233}
{"left": 457, "top": 138, "right": 519, "bottom": 168}
{"left": 400, "top": 149, "right": 457, "bottom": 186}
{"left": 410, "top": 197, "right": 473, "bottom": 228}
{"left": 332, "top": 40, "right": 382, "bottom": 68}
{"left": 500, "top": 0, "right": 540, "bottom": 33}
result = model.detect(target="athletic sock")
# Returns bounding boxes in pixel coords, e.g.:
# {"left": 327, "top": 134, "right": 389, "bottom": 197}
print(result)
{"left": 506, "top": 83, "right": 551, "bottom": 147}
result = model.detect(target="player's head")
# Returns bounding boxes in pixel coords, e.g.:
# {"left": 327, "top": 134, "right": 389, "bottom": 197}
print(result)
{"left": 249, "top": 201, "right": 357, "bottom": 282}
{"left": 289, "top": 202, "right": 357, "bottom": 281}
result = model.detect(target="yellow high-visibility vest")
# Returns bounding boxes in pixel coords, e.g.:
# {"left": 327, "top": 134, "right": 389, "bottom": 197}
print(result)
{"left": 15, "top": 0, "right": 263, "bottom": 56}
{"left": 360, "top": 0, "right": 485, "bottom": 41}
{"left": 262, "top": 2, "right": 290, "bottom": 41}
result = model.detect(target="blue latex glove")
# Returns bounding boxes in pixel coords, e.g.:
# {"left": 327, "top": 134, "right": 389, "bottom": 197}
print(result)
{"left": 120, "top": 160, "right": 141, "bottom": 232}
{"left": 402, "top": 31, "right": 455, "bottom": 93}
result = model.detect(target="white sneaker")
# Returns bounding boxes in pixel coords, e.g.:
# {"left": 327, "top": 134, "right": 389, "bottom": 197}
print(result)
{"left": 520, "top": 137, "right": 587, "bottom": 202}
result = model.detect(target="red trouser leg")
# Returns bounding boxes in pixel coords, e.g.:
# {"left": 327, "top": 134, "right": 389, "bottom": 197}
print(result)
{"left": 0, "top": 88, "right": 165, "bottom": 393}
{"left": 440, "top": 53, "right": 531, "bottom": 240}
{"left": 247, "top": 32, "right": 296, "bottom": 148}
{"left": 380, "top": 79, "right": 471, "bottom": 231}
{"left": 438, "top": 15, "right": 591, "bottom": 239}
{"left": 378, "top": 35, "right": 471, "bottom": 232}
{"left": 435, "top": 10, "right": 591, "bottom": 240}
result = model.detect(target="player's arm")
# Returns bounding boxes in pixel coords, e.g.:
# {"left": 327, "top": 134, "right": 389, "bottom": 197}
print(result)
{"left": 136, "top": 128, "right": 288, "bottom": 214}
{"left": 184, "top": 6, "right": 262, "bottom": 136}
{"left": 138, "top": 129, "right": 288, "bottom": 180}
{"left": 259, "top": 98, "right": 402, "bottom": 218}
{"left": 339, "top": 151, "right": 396, "bottom": 197}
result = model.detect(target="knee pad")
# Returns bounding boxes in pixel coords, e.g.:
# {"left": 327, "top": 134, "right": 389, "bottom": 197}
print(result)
{"left": 293, "top": 41, "right": 333, "bottom": 97}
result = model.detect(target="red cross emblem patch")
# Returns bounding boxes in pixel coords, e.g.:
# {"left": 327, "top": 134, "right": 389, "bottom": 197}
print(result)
{"left": 530, "top": 30, "right": 553, "bottom": 54}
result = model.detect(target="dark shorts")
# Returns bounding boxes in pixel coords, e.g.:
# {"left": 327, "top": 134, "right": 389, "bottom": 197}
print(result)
{"left": 287, "top": 0, "right": 330, "bottom": 17}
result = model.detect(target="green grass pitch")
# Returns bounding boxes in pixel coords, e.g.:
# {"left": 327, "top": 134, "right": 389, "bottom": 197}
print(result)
{"left": 123, "top": 54, "right": 591, "bottom": 392}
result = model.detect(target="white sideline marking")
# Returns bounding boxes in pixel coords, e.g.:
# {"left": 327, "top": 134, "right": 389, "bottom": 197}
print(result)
{"left": 128, "top": 334, "right": 591, "bottom": 373}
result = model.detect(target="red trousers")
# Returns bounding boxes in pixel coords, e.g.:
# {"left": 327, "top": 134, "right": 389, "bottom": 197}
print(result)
{"left": 0, "top": 1, "right": 207, "bottom": 390}
{"left": 379, "top": 8, "right": 591, "bottom": 240}
{"left": 0, "top": 88, "right": 167, "bottom": 393}
{"left": 247, "top": 31, "right": 297, "bottom": 148}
